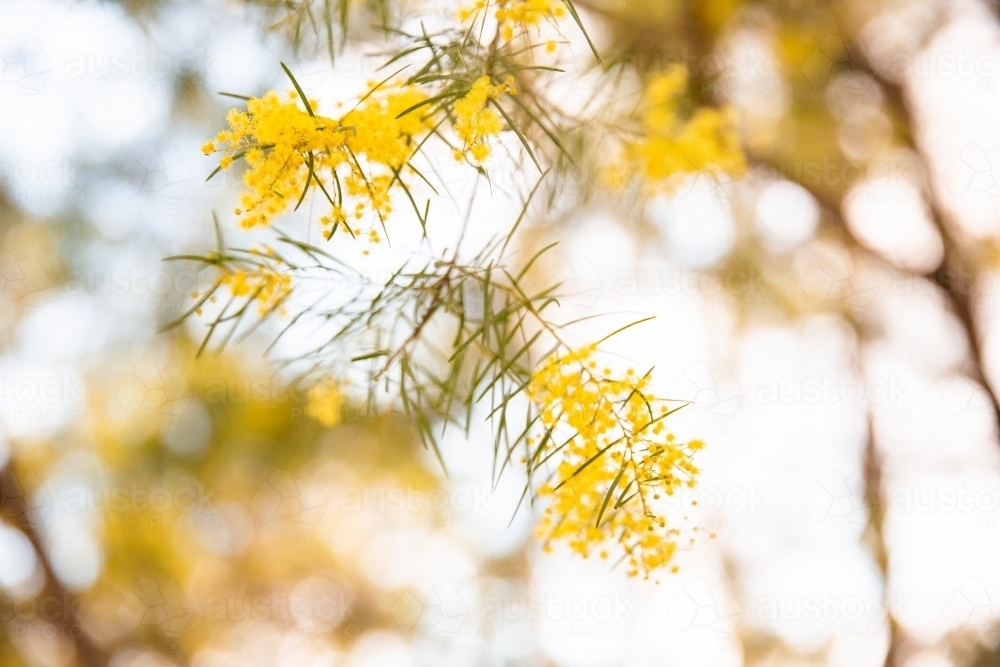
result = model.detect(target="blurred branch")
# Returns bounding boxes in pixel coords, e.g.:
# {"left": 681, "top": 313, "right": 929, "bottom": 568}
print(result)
{"left": 751, "top": 157, "right": 912, "bottom": 667}
{"left": 665, "top": 0, "right": 1000, "bottom": 429}
{"left": 0, "top": 463, "right": 108, "bottom": 667}
{"left": 983, "top": 0, "right": 1000, "bottom": 24}
{"left": 751, "top": 148, "right": 1000, "bottom": 432}
{"left": 861, "top": 407, "right": 904, "bottom": 667}
{"left": 844, "top": 44, "right": 1000, "bottom": 429}
{"left": 241, "top": 0, "right": 392, "bottom": 60}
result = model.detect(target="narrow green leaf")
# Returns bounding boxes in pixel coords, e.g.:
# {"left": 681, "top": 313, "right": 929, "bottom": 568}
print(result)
{"left": 596, "top": 459, "right": 628, "bottom": 528}
{"left": 351, "top": 350, "right": 390, "bottom": 362}
{"left": 281, "top": 62, "right": 315, "bottom": 117}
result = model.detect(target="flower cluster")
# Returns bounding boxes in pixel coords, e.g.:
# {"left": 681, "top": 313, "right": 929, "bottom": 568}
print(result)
{"left": 459, "top": 0, "right": 567, "bottom": 40}
{"left": 203, "top": 84, "right": 431, "bottom": 233}
{"left": 628, "top": 65, "right": 745, "bottom": 188}
{"left": 453, "top": 76, "right": 514, "bottom": 164}
{"left": 527, "top": 344, "right": 704, "bottom": 578}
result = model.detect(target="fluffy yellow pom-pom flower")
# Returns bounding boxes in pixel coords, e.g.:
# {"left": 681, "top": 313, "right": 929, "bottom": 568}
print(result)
{"left": 528, "top": 344, "right": 704, "bottom": 578}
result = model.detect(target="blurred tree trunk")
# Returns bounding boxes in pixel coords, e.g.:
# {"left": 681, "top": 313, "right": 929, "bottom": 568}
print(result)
{"left": 0, "top": 464, "right": 107, "bottom": 667}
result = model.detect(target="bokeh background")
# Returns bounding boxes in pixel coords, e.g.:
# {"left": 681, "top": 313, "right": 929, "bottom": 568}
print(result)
{"left": 3, "top": 0, "right": 1000, "bottom": 666}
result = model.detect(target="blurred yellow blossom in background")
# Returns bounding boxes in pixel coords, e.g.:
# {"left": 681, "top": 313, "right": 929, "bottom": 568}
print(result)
{"left": 459, "top": 0, "right": 567, "bottom": 40}
{"left": 306, "top": 378, "right": 344, "bottom": 427}
{"left": 216, "top": 264, "right": 292, "bottom": 316}
{"left": 628, "top": 65, "right": 746, "bottom": 188}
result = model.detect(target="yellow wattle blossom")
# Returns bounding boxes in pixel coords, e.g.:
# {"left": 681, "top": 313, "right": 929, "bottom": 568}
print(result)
{"left": 626, "top": 65, "right": 746, "bottom": 189}
{"left": 528, "top": 344, "right": 704, "bottom": 579}
{"left": 460, "top": 0, "right": 567, "bottom": 41}
{"left": 217, "top": 265, "right": 292, "bottom": 316}
{"left": 453, "top": 76, "right": 512, "bottom": 164}
{"left": 305, "top": 378, "right": 344, "bottom": 427}
{"left": 207, "top": 83, "right": 432, "bottom": 232}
